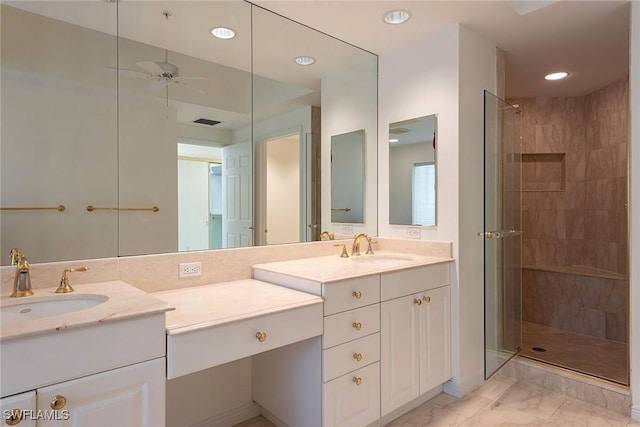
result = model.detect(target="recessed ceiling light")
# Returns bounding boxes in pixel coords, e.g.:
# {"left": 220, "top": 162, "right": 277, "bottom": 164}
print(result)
{"left": 294, "top": 56, "right": 315, "bottom": 66}
{"left": 211, "top": 27, "right": 235, "bottom": 40}
{"left": 383, "top": 10, "right": 411, "bottom": 25}
{"left": 389, "top": 138, "right": 400, "bottom": 143}
{"left": 545, "top": 71, "right": 569, "bottom": 81}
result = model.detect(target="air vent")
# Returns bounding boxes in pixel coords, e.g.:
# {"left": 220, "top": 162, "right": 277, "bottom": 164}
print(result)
{"left": 389, "top": 127, "right": 411, "bottom": 135}
{"left": 193, "top": 118, "right": 221, "bottom": 126}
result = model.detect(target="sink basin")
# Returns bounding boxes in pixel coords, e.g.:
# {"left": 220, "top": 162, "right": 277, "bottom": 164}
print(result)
{"left": 0, "top": 294, "right": 109, "bottom": 321}
{"left": 351, "top": 254, "right": 413, "bottom": 266}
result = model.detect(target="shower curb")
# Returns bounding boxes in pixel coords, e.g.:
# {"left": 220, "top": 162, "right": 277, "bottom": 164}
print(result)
{"left": 493, "top": 356, "right": 631, "bottom": 417}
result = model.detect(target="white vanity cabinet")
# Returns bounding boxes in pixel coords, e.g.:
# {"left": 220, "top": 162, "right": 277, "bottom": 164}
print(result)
{"left": 1, "top": 391, "right": 36, "bottom": 427}
{"left": 380, "top": 264, "right": 451, "bottom": 416}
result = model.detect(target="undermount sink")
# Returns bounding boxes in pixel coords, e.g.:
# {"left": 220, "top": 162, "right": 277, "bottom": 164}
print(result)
{"left": 350, "top": 254, "right": 413, "bottom": 266}
{"left": 0, "top": 294, "right": 109, "bottom": 321}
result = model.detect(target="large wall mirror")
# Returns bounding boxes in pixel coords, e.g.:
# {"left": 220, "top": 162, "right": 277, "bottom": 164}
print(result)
{"left": 330, "top": 130, "right": 365, "bottom": 224}
{"left": 0, "top": 1, "right": 378, "bottom": 265}
{"left": 389, "top": 114, "right": 437, "bottom": 226}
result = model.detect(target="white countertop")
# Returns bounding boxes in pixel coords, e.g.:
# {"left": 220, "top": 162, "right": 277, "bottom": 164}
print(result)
{"left": 154, "top": 279, "right": 323, "bottom": 335}
{"left": 252, "top": 251, "right": 453, "bottom": 283}
{"left": 0, "top": 280, "right": 173, "bottom": 342}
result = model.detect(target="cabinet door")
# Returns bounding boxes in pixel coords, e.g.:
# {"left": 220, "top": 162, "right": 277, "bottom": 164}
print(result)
{"left": 419, "top": 285, "right": 451, "bottom": 392}
{"left": 36, "top": 358, "right": 164, "bottom": 427}
{"left": 380, "top": 294, "right": 420, "bottom": 416}
{"left": 1, "top": 391, "right": 36, "bottom": 427}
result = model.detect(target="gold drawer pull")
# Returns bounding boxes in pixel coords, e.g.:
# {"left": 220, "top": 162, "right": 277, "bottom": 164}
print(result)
{"left": 353, "top": 377, "right": 362, "bottom": 386}
{"left": 256, "top": 332, "right": 267, "bottom": 342}
{"left": 352, "top": 322, "right": 362, "bottom": 331}
{"left": 5, "top": 409, "right": 23, "bottom": 425}
{"left": 51, "top": 395, "right": 67, "bottom": 410}
{"left": 353, "top": 353, "right": 363, "bottom": 362}
{"left": 423, "top": 296, "right": 431, "bottom": 303}
{"left": 352, "top": 291, "right": 362, "bottom": 299}
{"left": 414, "top": 298, "right": 422, "bottom": 306}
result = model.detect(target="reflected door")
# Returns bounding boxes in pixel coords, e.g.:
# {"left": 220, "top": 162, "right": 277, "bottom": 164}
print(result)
{"left": 483, "top": 90, "right": 523, "bottom": 379}
{"left": 222, "top": 142, "right": 253, "bottom": 248}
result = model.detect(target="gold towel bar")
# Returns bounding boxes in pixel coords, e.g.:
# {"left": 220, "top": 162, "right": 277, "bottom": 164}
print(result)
{"left": 0, "top": 205, "right": 66, "bottom": 212}
{"left": 87, "top": 206, "right": 159, "bottom": 212}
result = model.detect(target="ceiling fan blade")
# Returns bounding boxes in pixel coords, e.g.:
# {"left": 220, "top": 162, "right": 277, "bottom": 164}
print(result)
{"left": 118, "top": 69, "right": 150, "bottom": 79}
{"left": 172, "top": 76, "right": 207, "bottom": 81}
{"left": 149, "top": 78, "right": 168, "bottom": 93}
{"left": 136, "top": 61, "right": 165, "bottom": 75}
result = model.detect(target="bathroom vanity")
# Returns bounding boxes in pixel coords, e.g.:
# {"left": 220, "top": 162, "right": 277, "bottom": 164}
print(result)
{"left": 252, "top": 251, "right": 453, "bottom": 427}
{"left": 0, "top": 281, "right": 171, "bottom": 426}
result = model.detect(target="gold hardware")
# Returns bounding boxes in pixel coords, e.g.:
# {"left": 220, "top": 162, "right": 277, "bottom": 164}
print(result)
{"left": 365, "top": 238, "right": 375, "bottom": 255}
{"left": 352, "top": 322, "right": 362, "bottom": 331}
{"left": 56, "top": 266, "right": 90, "bottom": 293}
{"left": 333, "top": 244, "right": 349, "bottom": 258}
{"left": 352, "top": 291, "right": 362, "bottom": 299}
{"left": 414, "top": 298, "right": 422, "bottom": 305}
{"left": 248, "top": 226, "right": 256, "bottom": 230}
{"left": 331, "top": 207, "right": 351, "bottom": 212}
{"left": 352, "top": 377, "right": 362, "bottom": 386}
{"left": 477, "top": 231, "right": 494, "bottom": 239}
{"left": 321, "top": 231, "right": 335, "bottom": 240}
{"left": 10, "top": 249, "right": 33, "bottom": 298}
{"left": 87, "top": 205, "right": 159, "bottom": 212}
{"left": 1, "top": 205, "right": 65, "bottom": 212}
{"left": 5, "top": 409, "right": 23, "bottom": 425}
{"left": 353, "top": 353, "right": 363, "bottom": 362}
{"left": 351, "top": 233, "right": 371, "bottom": 256}
{"left": 50, "top": 395, "right": 67, "bottom": 410}
{"left": 423, "top": 296, "right": 431, "bottom": 303}
{"left": 256, "top": 332, "right": 267, "bottom": 342}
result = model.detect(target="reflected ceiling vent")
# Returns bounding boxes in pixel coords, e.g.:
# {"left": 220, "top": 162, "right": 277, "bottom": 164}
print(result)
{"left": 389, "top": 127, "right": 411, "bottom": 135}
{"left": 193, "top": 118, "right": 221, "bottom": 126}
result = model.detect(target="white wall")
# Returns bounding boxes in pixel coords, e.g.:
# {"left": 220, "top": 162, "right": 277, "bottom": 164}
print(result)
{"left": 379, "top": 24, "right": 497, "bottom": 396}
{"left": 630, "top": 1, "right": 640, "bottom": 421}
{"left": 266, "top": 136, "right": 300, "bottom": 245}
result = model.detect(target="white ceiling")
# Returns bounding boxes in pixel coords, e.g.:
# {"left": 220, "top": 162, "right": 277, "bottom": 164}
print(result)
{"left": 253, "top": 0, "right": 631, "bottom": 98}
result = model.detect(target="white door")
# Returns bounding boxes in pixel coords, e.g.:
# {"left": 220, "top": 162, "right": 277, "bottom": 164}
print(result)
{"left": 1, "top": 391, "right": 36, "bottom": 427}
{"left": 419, "top": 286, "right": 451, "bottom": 392}
{"left": 178, "top": 159, "right": 210, "bottom": 251}
{"left": 380, "top": 295, "right": 420, "bottom": 416}
{"left": 222, "top": 141, "right": 253, "bottom": 248}
{"left": 36, "top": 359, "right": 165, "bottom": 427}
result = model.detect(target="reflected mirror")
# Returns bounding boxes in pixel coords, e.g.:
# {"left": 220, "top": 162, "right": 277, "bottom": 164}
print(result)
{"left": 0, "top": 1, "right": 378, "bottom": 265}
{"left": 389, "top": 114, "right": 437, "bottom": 226}
{"left": 331, "top": 130, "right": 365, "bottom": 224}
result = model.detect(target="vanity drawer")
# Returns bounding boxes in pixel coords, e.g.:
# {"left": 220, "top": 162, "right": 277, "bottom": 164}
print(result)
{"left": 323, "top": 304, "right": 380, "bottom": 349}
{"left": 323, "top": 333, "right": 380, "bottom": 382}
{"left": 381, "top": 263, "right": 451, "bottom": 301}
{"left": 166, "top": 302, "right": 323, "bottom": 379}
{"left": 323, "top": 362, "right": 380, "bottom": 427}
{"left": 323, "top": 275, "right": 380, "bottom": 315}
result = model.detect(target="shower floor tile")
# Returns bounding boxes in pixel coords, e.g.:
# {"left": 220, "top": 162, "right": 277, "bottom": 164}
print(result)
{"left": 521, "top": 321, "right": 628, "bottom": 385}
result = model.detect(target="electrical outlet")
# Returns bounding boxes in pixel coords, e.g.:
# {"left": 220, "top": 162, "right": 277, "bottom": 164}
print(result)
{"left": 406, "top": 227, "right": 421, "bottom": 239}
{"left": 341, "top": 225, "right": 354, "bottom": 235}
{"left": 179, "top": 262, "right": 201, "bottom": 278}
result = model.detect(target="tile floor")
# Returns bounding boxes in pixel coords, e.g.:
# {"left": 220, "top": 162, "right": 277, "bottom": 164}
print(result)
{"left": 521, "top": 321, "right": 628, "bottom": 385}
{"left": 236, "top": 376, "right": 639, "bottom": 426}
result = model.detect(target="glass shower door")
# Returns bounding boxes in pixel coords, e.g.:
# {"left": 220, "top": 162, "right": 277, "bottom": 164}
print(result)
{"left": 483, "top": 90, "right": 523, "bottom": 379}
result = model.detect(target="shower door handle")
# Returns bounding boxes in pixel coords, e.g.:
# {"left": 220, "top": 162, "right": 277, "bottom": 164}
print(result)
{"left": 477, "top": 230, "right": 522, "bottom": 239}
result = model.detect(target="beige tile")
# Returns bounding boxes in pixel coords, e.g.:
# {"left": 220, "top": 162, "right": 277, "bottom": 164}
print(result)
{"left": 548, "top": 399, "right": 630, "bottom": 426}
{"left": 386, "top": 402, "right": 469, "bottom": 427}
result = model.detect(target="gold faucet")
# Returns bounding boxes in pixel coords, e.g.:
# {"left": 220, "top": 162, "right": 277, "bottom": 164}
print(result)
{"left": 10, "top": 248, "right": 33, "bottom": 297}
{"left": 351, "top": 233, "right": 372, "bottom": 256}
{"left": 320, "top": 231, "right": 335, "bottom": 240}
{"left": 56, "top": 267, "right": 90, "bottom": 293}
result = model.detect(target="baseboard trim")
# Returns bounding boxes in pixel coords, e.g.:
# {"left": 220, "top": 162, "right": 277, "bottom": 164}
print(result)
{"left": 443, "top": 371, "right": 485, "bottom": 397}
{"left": 369, "top": 385, "right": 443, "bottom": 427}
{"left": 190, "top": 402, "right": 261, "bottom": 427}
{"left": 630, "top": 405, "right": 640, "bottom": 421}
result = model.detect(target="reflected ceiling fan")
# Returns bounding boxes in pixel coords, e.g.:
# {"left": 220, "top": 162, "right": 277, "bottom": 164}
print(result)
{"left": 111, "top": 50, "right": 207, "bottom": 95}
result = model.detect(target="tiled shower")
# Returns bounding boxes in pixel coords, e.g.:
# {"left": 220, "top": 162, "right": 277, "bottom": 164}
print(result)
{"left": 510, "top": 78, "right": 629, "bottom": 384}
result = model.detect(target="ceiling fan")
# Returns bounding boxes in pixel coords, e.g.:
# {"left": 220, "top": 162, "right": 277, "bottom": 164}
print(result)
{"left": 110, "top": 50, "right": 207, "bottom": 95}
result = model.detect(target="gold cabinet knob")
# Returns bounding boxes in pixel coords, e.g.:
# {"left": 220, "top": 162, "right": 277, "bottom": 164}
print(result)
{"left": 414, "top": 298, "right": 422, "bottom": 305}
{"left": 423, "top": 296, "right": 431, "bottom": 303}
{"left": 256, "top": 332, "right": 267, "bottom": 342}
{"left": 352, "top": 291, "right": 362, "bottom": 299}
{"left": 5, "top": 409, "right": 23, "bottom": 425}
{"left": 353, "top": 377, "right": 362, "bottom": 386}
{"left": 353, "top": 353, "right": 363, "bottom": 362}
{"left": 352, "top": 322, "right": 362, "bottom": 331}
{"left": 50, "top": 395, "right": 67, "bottom": 410}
